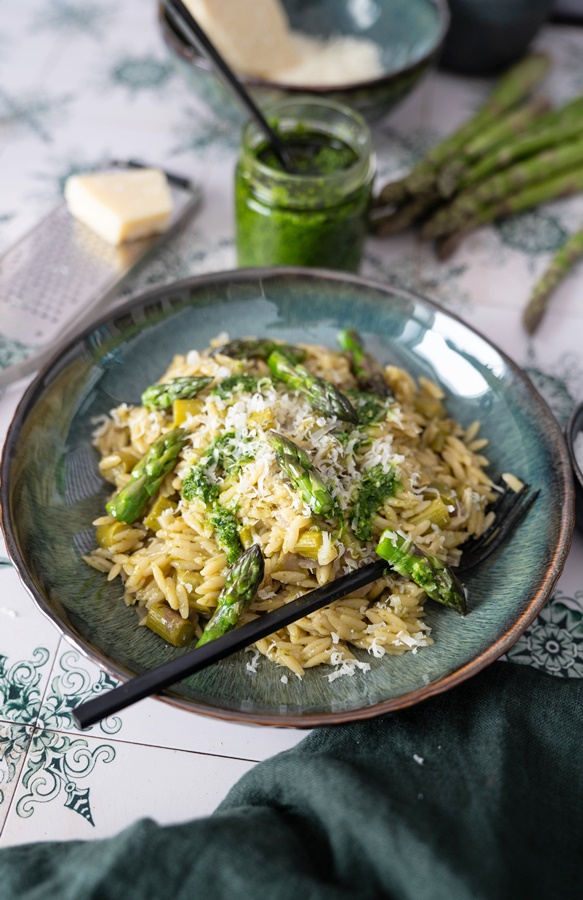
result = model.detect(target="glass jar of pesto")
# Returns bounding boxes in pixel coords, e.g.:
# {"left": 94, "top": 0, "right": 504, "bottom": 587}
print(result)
{"left": 235, "top": 99, "right": 375, "bottom": 272}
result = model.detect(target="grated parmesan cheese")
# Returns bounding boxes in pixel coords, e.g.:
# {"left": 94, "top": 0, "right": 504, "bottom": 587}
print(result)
{"left": 326, "top": 652, "right": 371, "bottom": 682}
{"left": 245, "top": 649, "right": 261, "bottom": 674}
{"left": 184, "top": 0, "right": 383, "bottom": 87}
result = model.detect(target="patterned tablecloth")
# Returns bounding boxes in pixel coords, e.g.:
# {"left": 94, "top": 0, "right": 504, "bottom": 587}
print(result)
{"left": 1, "top": 0, "right": 582, "bottom": 848}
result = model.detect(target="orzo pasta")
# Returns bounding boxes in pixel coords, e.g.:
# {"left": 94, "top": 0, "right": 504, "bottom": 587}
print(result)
{"left": 84, "top": 334, "right": 498, "bottom": 679}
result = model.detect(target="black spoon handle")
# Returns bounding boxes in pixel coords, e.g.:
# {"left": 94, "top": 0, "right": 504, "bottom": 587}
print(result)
{"left": 163, "top": 0, "right": 294, "bottom": 172}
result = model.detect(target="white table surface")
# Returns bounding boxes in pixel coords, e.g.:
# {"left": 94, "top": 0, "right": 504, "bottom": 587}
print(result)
{"left": 1, "top": 0, "right": 582, "bottom": 848}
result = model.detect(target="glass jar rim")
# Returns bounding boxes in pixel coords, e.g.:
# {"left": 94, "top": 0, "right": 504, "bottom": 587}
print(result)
{"left": 240, "top": 97, "right": 374, "bottom": 196}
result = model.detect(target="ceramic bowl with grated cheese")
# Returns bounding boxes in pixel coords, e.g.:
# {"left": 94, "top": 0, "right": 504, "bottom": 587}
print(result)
{"left": 159, "top": 0, "right": 450, "bottom": 123}
{"left": 0, "top": 268, "right": 573, "bottom": 727}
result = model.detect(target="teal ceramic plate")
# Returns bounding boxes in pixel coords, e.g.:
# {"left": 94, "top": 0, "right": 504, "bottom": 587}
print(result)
{"left": 0, "top": 269, "right": 574, "bottom": 726}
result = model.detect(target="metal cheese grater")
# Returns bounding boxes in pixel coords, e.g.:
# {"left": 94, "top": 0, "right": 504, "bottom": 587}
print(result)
{"left": 0, "top": 161, "right": 202, "bottom": 388}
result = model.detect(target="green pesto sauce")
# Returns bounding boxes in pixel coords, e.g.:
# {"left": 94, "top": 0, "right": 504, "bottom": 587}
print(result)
{"left": 235, "top": 128, "right": 371, "bottom": 272}
{"left": 209, "top": 503, "right": 243, "bottom": 565}
{"left": 258, "top": 134, "right": 358, "bottom": 175}
{"left": 351, "top": 464, "right": 400, "bottom": 542}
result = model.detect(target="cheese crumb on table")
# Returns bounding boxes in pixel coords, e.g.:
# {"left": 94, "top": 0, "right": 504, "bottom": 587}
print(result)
{"left": 64, "top": 168, "right": 173, "bottom": 246}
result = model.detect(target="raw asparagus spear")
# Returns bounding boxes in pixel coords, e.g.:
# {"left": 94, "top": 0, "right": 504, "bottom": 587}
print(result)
{"left": 369, "top": 193, "right": 438, "bottom": 237}
{"left": 374, "top": 52, "right": 551, "bottom": 204}
{"left": 423, "top": 137, "right": 583, "bottom": 239}
{"left": 211, "top": 338, "right": 305, "bottom": 363}
{"left": 460, "top": 107, "right": 583, "bottom": 192}
{"left": 436, "top": 95, "right": 552, "bottom": 198}
{"left": 268, "top": 431, "right": 337, "bottom": 517}
{"left": 376, "top": 529, "right": 467, "bottom": 614}
{"left": 337, "top": 329, "right": 391, "bottom": 397}
{"left": 523, "top": 227, "right": 583, "bottom": 334}
{"left": 195, "top": 544, "right": 264, "bottom": 647}
{"left": 106, "top": 428, "right": 186, "bottom": 524}
{"left": 141, "top": 376, "right": 212, "bottom": 410}
{"left": 436, "top": 165, "right": 583, "bottom": 260}
{"left": 267, "top": 349, "right": 358, "bottom": 424}
{"left": 464, "top": 94, "right": 552, "bottom": 160}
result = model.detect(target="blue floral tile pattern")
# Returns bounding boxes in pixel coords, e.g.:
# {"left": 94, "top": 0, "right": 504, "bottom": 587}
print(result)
{"left": 0, "top": 649, "right": 122, "bottom": 826}
{"left": 39, "top": 649, "right": 122, "bottom": 736}
{"left": 16, "top": 730, "right": 115, "bottom": 825}
{"left": 32, "top": 0, "right": 117, "bottom": 37}
{"left": 0, "top": 649, "right": 51, "bottom": 727}
{"left": 107, "top": 54, "right": 175, "bottom": 95}
{"left": 0, "top": 88, "right": 72, "bottom": 143}
{"left": 0, "top": 724, "right": 32, "bottom": 809}
{"left": 506, "top": 593, "right": 583, "bottom": 678}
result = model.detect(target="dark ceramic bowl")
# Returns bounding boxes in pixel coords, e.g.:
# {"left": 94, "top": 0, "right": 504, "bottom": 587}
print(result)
{"left": 440, "top": 0, "right": 554, "bottom": 75}
{"left": 0, "top": 269, "right": 574, "bottom": 727}
{"left": 566, "top": 400, "right": 583, "bottom": 533}
{"left": 159, "top": 0, "right": 449, "bottom": 123}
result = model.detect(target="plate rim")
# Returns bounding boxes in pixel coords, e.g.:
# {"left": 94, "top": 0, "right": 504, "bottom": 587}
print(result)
{"left": 0, "top": 266, "right": 575, "bottom": 727}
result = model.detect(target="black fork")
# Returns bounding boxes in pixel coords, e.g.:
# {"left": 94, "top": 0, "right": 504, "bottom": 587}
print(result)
{"left": 73, "top": 478, "right": 540, "bottom": 728}
{"left": 457, "top": 479, "right": 539, "bottom": 573}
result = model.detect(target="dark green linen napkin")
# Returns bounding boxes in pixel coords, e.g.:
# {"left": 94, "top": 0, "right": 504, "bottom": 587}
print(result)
{"left": 1, "top": 661, "right": 581, "bottom": 900}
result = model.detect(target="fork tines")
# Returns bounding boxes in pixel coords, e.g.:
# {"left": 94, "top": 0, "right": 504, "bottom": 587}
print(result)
{"left": 459, "top": 482, "right": 539, "bottom": 573}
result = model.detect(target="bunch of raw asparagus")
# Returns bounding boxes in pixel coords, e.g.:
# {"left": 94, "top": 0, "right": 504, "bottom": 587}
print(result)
{"left": 370, "top": 53, "right": 583, "bottom": 330}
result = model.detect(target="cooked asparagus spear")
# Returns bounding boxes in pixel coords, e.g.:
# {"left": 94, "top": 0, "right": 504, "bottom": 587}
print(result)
{"left": 212, "top": 374, "right": 272, "bottom": 399}
{"left": 376, "top": 529, "right": 467, "bottom": 614}
{"left": 141, "top": 376, "right": 212, "bottom": 410}
{"left": 523, "top": 227, "right": 583, "bottom": 334}
{"left": 436, "top": 165, "right": 583, "bottom": 260}
{"left": 106, "top": 428, "right": 186, "bottom": 524}
{"left": 195, "top": 544, "right": 264, "bottom": 647}
{"left": 145, "top": 604, "right": 196, "bottom": 647}
{"left": 351, "top": 464, "right": 400, "bottom": 541}
{"left": 423, "top": 137, "right": 583, "bottom": 239}
{"left": 373, "top": 52, "right": 551, "bottom": 204}
{"left": 337, "top": 329, "right": 392, "bottom": 398}
{"left": 267, "top": 349, "right": 358, "bottom": 424}
{"left": 211, "top": 338, "right": 305, "bottom": 363}
{"left": 268, "top": 431, "right": 337, "bottom": 518}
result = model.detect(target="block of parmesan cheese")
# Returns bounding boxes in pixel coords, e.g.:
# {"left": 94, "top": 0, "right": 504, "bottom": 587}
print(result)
{"left": 64, "top": 168, "right": 173, "bottom": 246}
{"left": 182, "top": 0, "right": 299, "bottom": 79}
